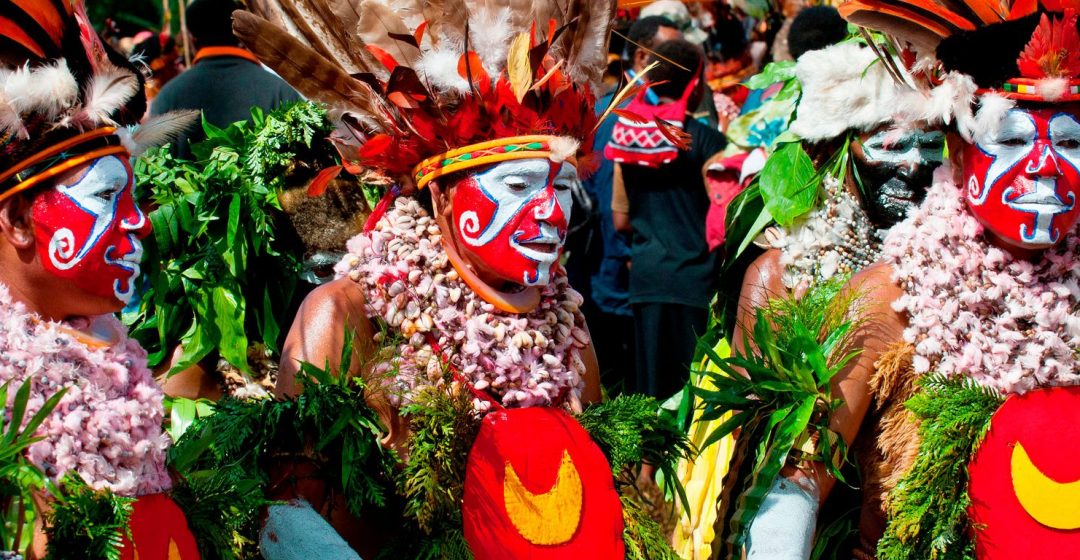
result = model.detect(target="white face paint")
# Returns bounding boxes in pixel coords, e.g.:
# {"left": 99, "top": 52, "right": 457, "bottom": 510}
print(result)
{"left": 963, "top": 106, "right": 1080, "bottom": 249}
{"left": 32, "top": 154, "right": 150, "bottom": 303}
{"left": 452, "top": 159, "right": 577, "bottom": 287}
{"left": 860, "top": 129, "right": 945, "bottom": 167}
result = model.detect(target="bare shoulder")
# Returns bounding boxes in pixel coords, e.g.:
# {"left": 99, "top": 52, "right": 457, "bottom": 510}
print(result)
{"left": 278, "top": 278, "right": 372, "bottom": 397}
{"left": 740, "top": 248, "right": 787, "bottom": 310}
{"left": 847, "top": 262, "right": 905, "bottom": 314}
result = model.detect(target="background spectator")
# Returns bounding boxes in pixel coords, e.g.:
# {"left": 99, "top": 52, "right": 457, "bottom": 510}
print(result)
{"left": 151, "top": 0, "right": 300, "bottom": 157}
{"left": 611, "top": 39, "right": 727, "bottom": 400}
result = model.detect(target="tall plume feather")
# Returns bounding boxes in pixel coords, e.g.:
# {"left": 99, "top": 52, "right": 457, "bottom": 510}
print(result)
{"left": 563, "top": 0, "right": 615, "bottom": 86}
{"left": 128, "top": 109, "right": 201, "bottom": 155}
{"left": 233, "top": 11, "right": 394, "bottom": 131}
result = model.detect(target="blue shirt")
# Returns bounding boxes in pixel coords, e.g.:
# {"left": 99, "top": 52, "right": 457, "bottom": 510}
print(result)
{"left": 584, "top": 91, "right": 633, "bottom": 316}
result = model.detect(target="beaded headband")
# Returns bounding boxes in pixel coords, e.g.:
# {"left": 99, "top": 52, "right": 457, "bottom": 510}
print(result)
{"left": 412, "top": 135, "right": 578, "bottom": 190}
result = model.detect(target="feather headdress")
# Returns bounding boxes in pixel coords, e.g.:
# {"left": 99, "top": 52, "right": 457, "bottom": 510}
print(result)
{"left": 234, "top": 0, "right": 617, "bottom": 188}
{"left": 840, "top": 0, "right": 1080, "bottom": 103}
{"left": 0, "top": 0, "right": 194, "bottom": 202}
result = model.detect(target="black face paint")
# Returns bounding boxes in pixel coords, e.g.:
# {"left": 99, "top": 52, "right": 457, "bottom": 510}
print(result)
{"left": 852, "top": 128, "right": 945, "bottom": 228}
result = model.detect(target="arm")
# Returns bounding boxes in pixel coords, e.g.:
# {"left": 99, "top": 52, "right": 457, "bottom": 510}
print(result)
{"left": 612, "top": 163, "right": 631, "bottom": 234}
{"left": 277, "top": 278, "right": 374, "bottom": 398}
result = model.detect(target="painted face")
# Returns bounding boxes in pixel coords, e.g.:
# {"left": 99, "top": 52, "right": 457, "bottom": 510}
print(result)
{"left": 31, "top": 155, "right": 150, "bottom": 304}
{"left": 964, "top": 106, "right": 1080, "bottom": 249}
{"left": 853, "top": 127, "right": 945, "bottom": 227}
{"left": 451, "top": 159, "right": 576, "bottom": 287}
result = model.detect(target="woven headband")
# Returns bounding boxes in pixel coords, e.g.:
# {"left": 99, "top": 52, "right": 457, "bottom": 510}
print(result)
{"left": 412, "top": 135, "right": 577, "bottom": 190}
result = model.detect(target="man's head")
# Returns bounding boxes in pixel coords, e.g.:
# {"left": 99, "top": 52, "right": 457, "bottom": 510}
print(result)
{"left": 962, "top": 101, "right": 1080, "bottom": 250}
{"left": 787, "top": 6, "right": 848, "bottom": 60}
{"left": 852, "top": 125, "right": 945, "bottom": 227}
{"left": 627, "top": 16, "right": 682, "bottom": 73}
{"left": 647, "top": 39, "right": 705, "bottom": 104}
{"left": 0, "top": 155, "right": 151, "bottom": 319}
{"left": 186, "top": 0, "right": 242, "bottom": 49}
{"left": 433, "top": 158, "right": 578, "bottom": 288}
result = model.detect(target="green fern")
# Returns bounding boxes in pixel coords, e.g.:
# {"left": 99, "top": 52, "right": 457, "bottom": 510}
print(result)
{"left": 876, "top": 374, "right": 1003, "bottom": 560}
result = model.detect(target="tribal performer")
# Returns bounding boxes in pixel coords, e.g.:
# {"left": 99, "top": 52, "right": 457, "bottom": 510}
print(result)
{"left": 0, "top": 1, "right": 199, "bottom": 558}
{"left": 676, "top": 36, "right": 946, "bottom": 559}
{"left": 709, "top": 1, "right": 1080, "bottom": 558}
{"left": 178, "top": 0, "right": 689, "bottom": 558}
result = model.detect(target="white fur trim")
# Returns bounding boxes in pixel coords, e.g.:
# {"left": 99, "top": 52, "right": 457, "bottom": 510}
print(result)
{"left": 416, "top": 49, "right": 471, "bottom": 93}
{"left": 789, "top": 42, "right": 909, "bottom": 142}
{"left": 548, "top": 137, "right": 580, "bottom": 163}
{"left": 1039, "top": 77, "right": 1069, "bottom": 102}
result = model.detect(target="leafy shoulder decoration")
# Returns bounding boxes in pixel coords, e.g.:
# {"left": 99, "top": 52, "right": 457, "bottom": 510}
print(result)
{"left": 877, "top": 374, "right": 1003, "bottom": 560}
{"left": 694, "top": 278, "right": 862, "bottom": 551}
{"left": 127, "top": 101, "right": 334, "bottom": 375}
{"left": 168, "top": 331, "right": 394, "bottom": 560}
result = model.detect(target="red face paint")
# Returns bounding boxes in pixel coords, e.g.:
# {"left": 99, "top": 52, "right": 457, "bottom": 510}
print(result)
{"left": 32, "top": 155, "right": 151, "bottom": 303}
{"left": 451, "top": 159, "right": 575, "bottom": 286}
{"left": 963, "top": 106, "right": 1080, "bottom": 249}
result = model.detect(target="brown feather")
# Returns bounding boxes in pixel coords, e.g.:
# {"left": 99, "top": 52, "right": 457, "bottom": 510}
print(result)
{"left": 358, "top": 0, "right": 421, "bottom": 67}
{"left": 284, "top": 0, "right": 378, "bottom": 74}
{"left": 232, "top": 11, "right": 394, "bottom": 131}
{"left": 563, "top": 0, "right": 615, "bottom": 85}
{"left": 422, "top": 0, "right": 469, "bottom": 48}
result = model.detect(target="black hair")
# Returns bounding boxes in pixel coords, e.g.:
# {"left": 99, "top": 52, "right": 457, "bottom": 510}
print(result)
{"left": 936, "top": 13, "right": 1041, "bottom": 89}
{"left": 787, "top": 6, "right": 848, "bottom": 60}
{"left": 626, "top": 15, "right": 679, "bottom": 62}
{"left": 185, "top": 0, "right": 242, "bottom": 47}
{"left": 647, "top": 39, "right": 703, "bottom": 100}
{"left": 711, "top": 13, "right": 748, "bottom": 61}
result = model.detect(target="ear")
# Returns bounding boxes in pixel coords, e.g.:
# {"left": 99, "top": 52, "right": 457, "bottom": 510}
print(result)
{"left": 428, "top": 180, "right": 454, "bottom": 220}
{"left": 633, "top": 49, "right": 650, "bottom": 72}
{"left": 0, "top": 194, "right": 36, "bottom": 250}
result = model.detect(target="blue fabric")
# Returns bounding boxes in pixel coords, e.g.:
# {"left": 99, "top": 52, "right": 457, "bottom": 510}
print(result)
{"left": 585, "top": 91, "right": 633, "bottom": 317}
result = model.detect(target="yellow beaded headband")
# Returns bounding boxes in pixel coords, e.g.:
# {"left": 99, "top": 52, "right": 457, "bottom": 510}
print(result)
{"left": 412, "top": 135, "right": 578, "bottom": 190}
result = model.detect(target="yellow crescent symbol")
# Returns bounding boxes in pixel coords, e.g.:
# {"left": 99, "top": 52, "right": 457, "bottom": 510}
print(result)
{"left": 503, "top": 449, "right": 584, "bottom": 545}
{"left": 1011, "top": 441, "right": 1080, "bottom": 529}
{"left": 168, "top": 538, "right": 182, "bottom": 560}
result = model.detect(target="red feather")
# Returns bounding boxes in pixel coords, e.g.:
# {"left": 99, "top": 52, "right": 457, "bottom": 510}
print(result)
{"left": 655, "top": 117, "right": 692, "bottom": 151}
{"left": 458, "top": 51, "right": 491, "bottom": 95}
{"left": 307, "top": 165, "right": 343, "bottom": 197}
{"left": 366, "top": 44, "right": 400, "bottom": 72}
{"left": 612, "top": 108, "right": 649, "bottom": 124}
{"left": 1017, "top": 9, "right": 1080, "bottom": 79}
{"left": 0, "top": 16, "right": 45, "bottom": 57}
{"left": 358, "top": 134, "right": 394, "bottom": 158}
{"left": 414, "top": 21, "right": 429, "bottom": 46}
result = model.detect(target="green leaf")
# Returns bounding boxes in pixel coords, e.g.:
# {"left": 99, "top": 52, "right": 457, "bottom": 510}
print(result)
{"left": 213, "top": 286, "right": 249, "bottom": 371}
{"left": 744, "top": 61, "right": 797, "bottom": 90}
{"left": 758, "top": 141, "right": 818, "bottom": 226}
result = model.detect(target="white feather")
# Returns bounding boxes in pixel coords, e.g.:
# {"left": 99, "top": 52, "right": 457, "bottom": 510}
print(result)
{"left": 789, "top": 42, "right": 905, "bottom": 141}
{"left": 1038, "top": 77, "right": 1069, "bottom": 102}
{"left": 79, "top": 69, "right": 140, "bottom": 126}
{"left": 969, "top": 93, "right": 1016, "bottom": 144}
{"left": 416, "top": 49, "right": 471, "bottom": 93}
{"left": 3, "top": 60, "right": 79, "bottom": 120}
{"left": 468, "top": 6, "right": 513, "bottom": 78}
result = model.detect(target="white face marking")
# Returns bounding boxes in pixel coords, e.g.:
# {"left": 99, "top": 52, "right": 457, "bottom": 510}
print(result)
{"left": 970, "top": 110, "right": 1038, "bottom": 205}
{"left": 861, "top": 129, "right": 945, "bottom": 167}
{"left": 48, "top": 156, "right": 130, "bottom": 271}
{"left": 458, "top": 159, "right": 576, "bottom": 246}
